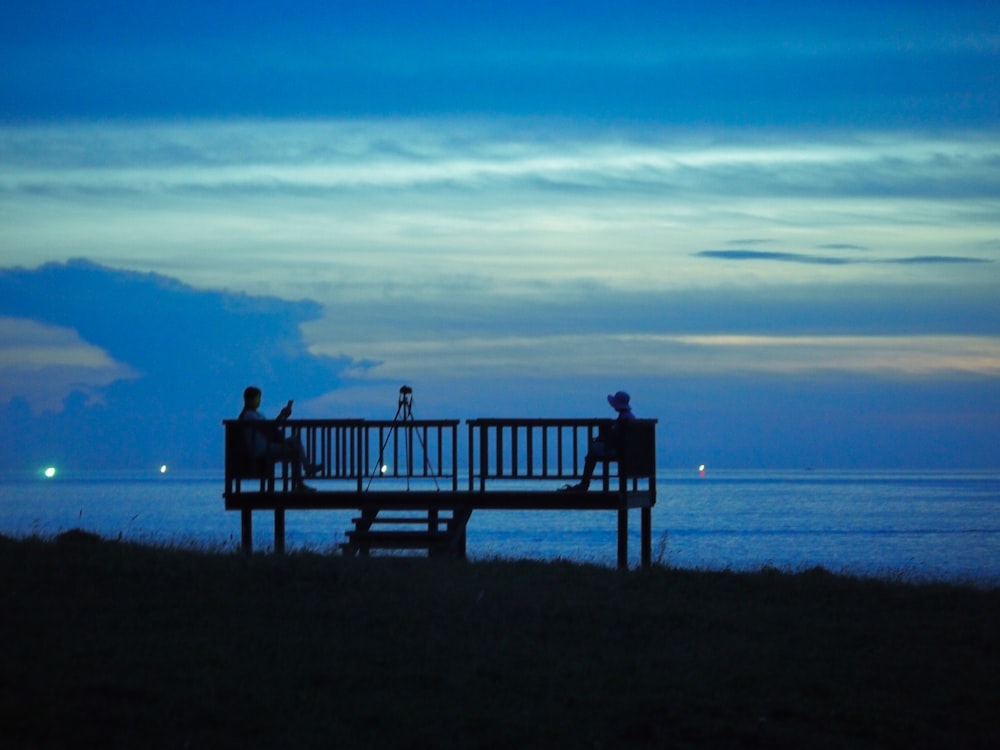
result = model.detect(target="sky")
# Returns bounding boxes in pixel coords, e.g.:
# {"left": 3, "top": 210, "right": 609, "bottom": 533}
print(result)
{"left": 1, "top": 1, "right": 999, "bottom": 471}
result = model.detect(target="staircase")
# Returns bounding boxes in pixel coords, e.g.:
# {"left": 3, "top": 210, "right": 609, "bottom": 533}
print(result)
{"left": 341, "top": 507, "right": 472, "bottom": 558}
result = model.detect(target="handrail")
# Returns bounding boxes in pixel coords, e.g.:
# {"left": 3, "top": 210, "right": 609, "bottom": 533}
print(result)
{"left": 361, "top": 419, "right": 461, "bottom": 491}
{"left": 467, "top": 417, "right": 613, "bottom": 490}
{"left": 224, "top": 417, "right": 654, "bottom": 495}
{"left": 223, "top": 418, "right": 461, "bottom": 492}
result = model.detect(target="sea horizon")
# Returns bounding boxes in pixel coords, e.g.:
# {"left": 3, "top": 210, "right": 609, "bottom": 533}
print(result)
{"left": 2, "top": 467, "right": 998, "bottom": 586}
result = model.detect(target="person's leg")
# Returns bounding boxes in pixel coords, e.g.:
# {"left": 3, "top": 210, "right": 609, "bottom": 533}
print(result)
{"left": 269, "top": 439, "right": 303, "bottom": 484}
{"left": 290, "top": 437, "right": 323, "bottom": 478}
{"left": 561, "top": 440, "right": 606, "bottom": 491}
{"left": 577, "top": 454, "right": 597, "bottom": 490}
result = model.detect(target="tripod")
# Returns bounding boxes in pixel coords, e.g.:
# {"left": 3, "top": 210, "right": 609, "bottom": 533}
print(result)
{"left": 366, "top": 385, "right": 439, "bottom": 491}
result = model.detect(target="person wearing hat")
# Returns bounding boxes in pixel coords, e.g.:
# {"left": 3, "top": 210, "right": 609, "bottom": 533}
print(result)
{"left": 560, "top": 390, "right": 635, "bottom": 492}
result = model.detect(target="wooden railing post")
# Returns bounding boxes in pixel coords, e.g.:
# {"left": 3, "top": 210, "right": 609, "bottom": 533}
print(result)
{"left": 274, "top": 509, "right": 285, "bottom": 555}
{"left": 241, "top": 508, "right": 253, "bottom": 555}
{"left": 641, "top": 506, "right": 652, "bottom": 569}
{"left": 617, "top": 507, "right": 628, "bottom": 570}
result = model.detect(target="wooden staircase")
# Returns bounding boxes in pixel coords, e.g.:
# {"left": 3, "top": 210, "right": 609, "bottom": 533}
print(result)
{"left": 341, "top": 507, "right": 472, "bottom": 557}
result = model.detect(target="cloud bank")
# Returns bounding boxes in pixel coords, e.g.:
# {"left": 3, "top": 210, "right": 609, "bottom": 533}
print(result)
{"left": 0, "top": 260, "right": 360, "bottom": 469}
{"left": 1, "top": 260, "right": 998, "bottom": 470}
{"left": 3, "top": 120, "right": 999, "bottom": 308}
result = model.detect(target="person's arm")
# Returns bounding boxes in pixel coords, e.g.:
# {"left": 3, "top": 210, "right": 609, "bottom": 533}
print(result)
{"left": 276, "top": 399, "right": 293, "bottom": 421}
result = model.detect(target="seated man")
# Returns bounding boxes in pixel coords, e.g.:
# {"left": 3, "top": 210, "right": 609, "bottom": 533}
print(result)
{"left": 239, "top": 385, "right": 320, "bottom": 492}
{"left": 560, "top": 390, "right": 636, "bottom": 491}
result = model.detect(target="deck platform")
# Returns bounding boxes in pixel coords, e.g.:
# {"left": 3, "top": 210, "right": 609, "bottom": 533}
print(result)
{"left": 224, "top": 415, "right": 657, "bottom": 569}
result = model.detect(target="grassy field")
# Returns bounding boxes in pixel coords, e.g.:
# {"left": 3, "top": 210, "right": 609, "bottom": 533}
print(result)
{"left": 2, "top": 531, "right": 998, "bottom": 749}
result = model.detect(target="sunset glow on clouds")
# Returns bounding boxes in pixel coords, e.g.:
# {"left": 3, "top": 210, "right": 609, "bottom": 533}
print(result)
{"left": 315, "top": 334, "right": 1000, "bottom": 381}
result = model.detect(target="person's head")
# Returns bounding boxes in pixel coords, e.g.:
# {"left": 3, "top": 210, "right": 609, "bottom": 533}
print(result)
{"left": 243, "top": 386, "right": 262, "bottom": 409}
{"left": 607, "top": 390, "right": 631, "bottom": 412}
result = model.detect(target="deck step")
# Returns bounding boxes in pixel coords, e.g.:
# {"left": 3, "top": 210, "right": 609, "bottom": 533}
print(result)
{"left": 344, "top": 530, "right": 456, "bottom": 549}
{"left": 351, "top": 515, "right": 457, "bottom": 525}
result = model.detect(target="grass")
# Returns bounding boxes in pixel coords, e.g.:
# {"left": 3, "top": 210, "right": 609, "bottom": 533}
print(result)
{"left": 2, "top": 531, "right": 998, "bottom": 749}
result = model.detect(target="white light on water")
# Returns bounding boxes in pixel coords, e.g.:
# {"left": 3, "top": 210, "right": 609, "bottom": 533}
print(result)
{"left": 380, "top": 464, "right": 388, "bottom": 474}
{"left": 160, "top": 464, "right": 168, "bottom": 474}
{"left": 44, "top": 467, "right": 56, "bottom": 478}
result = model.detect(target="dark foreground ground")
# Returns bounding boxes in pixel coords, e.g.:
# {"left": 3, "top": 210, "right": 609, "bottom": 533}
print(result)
{"left": 1, "top": 532, "right": 998, "bottom": 749}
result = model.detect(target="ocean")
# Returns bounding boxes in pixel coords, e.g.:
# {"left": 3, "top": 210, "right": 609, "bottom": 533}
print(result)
{"left": 1, "top": 468, "right": 998, "bottom": 585}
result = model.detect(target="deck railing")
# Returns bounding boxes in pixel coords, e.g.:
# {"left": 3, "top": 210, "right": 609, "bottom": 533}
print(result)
{"left": 288, "top": 419, "right": 364, "bottom": 488}
{"left": 223, "top": 416, "right": 657, "bottom": 566}
{"left": 356, "top": 419, "right": 461, "bottom": 491}
{"left": 225, "top": 417, "right": 653, "bottom": 494}
{"left": 466, "top": 418, "right": 616, "bottom": 490}
{"left": 224, "top": 418, "right": 461, "bottom": 493}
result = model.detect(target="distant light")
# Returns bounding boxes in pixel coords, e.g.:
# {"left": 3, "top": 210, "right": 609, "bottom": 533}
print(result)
{"left": 44, "top": 467, "right": 57, "bottom": 478}
{"left": 159, "top": 464, "right": 168, "bottom": 474}
{"left": 380, "top": 464, "right": 388, "bottom": 474}
{"left": 699, "top": 464, "right": 706, "bottom": 477}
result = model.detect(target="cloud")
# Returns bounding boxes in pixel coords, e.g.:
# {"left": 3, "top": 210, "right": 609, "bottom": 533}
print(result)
{"left": 817, "top": 243, "right": 868, "bottom": 251}
{"left": 5, "top": 121, "right": 1000, "bottom": 202}
{"left": 2, "top": 120, "right": 999, "bottom": 309}
{"left": 660, "top": 334, "right": 1000, "bottom": 377}
{"left": 0, "top": 260, "right": 362, "bottom": 469}
{"left": 1, "top": 259, "right": 998, "bottom": 470}
{"left": 311, "top": 332, "right": 1000, "bottom": 382}
{"left": 0, "top": 316, "right": 126, "bottom": 369}
{"left": 695, "top": 250, "right": 991, "bottom": 265}
{"left": 888, "top": 255, "right": 991, "bottom": 265}
{"left": 697, "top": 250, "right": 850, "bottom": 265}
{"left": 2, "top": 3, "right": 999, "bottom": 470}
{"left": 0, "top": 316, "right": 138, "bottom": 412}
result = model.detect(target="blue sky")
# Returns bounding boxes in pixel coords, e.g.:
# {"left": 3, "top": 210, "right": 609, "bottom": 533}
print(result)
{"left": 1, "top": 1, "right": 999, "bottom": 470}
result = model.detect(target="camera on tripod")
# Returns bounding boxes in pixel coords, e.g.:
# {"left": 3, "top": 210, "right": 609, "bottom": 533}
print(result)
{"left": 398, "top": 385, "right": 413, "bottom": 417}
{"left": 366, "top": 384, "right": 438, "bottom": 490}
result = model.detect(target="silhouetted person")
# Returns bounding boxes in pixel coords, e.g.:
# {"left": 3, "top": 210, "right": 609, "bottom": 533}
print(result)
{"left": 560, "top": 390, "right": 636, "bottom": 491}
{"left": 239, "top": 385, "right": 319, "bottom": 492}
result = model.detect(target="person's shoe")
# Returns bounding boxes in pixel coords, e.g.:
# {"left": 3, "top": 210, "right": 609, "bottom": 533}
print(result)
{"left": 558, "top": 483, "right": 587, "bottom": 492}
{"left": 294, "top": 482, "right": 317, "bottom": 493}
{"left": 304, "top": 463, "right": 322, "bottom": 478}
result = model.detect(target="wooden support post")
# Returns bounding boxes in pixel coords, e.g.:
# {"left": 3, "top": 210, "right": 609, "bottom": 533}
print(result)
{"left": 641, "top": 506, "right": 651, "bottom": 569}
{"left": 241, "top": 508, "right": 253, "bottom": 555}
{"left": 617, "top": 508, "right": 628, "bottom": 570}
{"left": 274, "top": 509, "right": 285, "bottom": 555}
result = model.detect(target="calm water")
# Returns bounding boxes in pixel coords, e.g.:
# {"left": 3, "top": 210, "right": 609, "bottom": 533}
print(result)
{"left": 1, "top": 469, "right": 998, "bottom": 585}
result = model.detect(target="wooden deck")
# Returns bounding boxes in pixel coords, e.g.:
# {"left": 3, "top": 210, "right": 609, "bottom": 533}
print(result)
{"left": 223, "top": 416, "right": 658, "bottom": 569}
